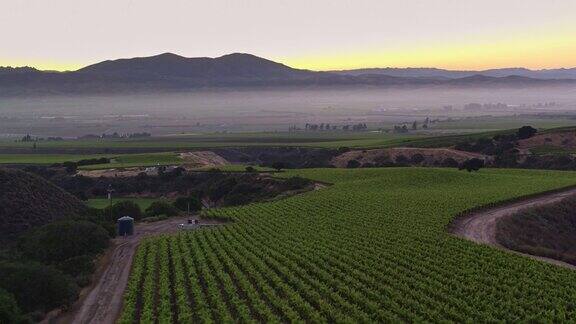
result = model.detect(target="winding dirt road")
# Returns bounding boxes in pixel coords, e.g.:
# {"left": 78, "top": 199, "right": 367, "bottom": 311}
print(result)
{"left": 53, "top": 216, "right": 209, "bottom": 324}
{"left": 450, "top": 187, "right": 576, "bottom": 270}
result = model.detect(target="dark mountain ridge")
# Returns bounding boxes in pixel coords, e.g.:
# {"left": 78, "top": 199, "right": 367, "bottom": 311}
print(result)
{"left": 1, "top": 53, "right": 575, "bottom": 96}
{"left": 332, "top": 66, "right": 576, "bottom": 79}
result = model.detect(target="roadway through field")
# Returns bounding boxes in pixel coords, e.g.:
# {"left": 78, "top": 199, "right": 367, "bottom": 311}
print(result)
{"left": 450, "top": 187, "right": 576, "bottom": 270}
{"left": 54, "top": 216, "right": 219, "bottom": 324}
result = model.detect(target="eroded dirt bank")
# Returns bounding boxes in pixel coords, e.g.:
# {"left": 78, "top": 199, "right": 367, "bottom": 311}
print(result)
{"left": 450, "top": 187, "right": 576, "bottom": 270}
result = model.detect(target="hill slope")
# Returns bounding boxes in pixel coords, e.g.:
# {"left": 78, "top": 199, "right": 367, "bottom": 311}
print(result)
{"left": 0, "top": 168, "right": 86, "bottom": 240}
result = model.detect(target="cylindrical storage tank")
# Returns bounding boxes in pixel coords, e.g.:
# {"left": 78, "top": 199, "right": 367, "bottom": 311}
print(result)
{"left": 117, "top": 216, "right": 134, "bottom": 236}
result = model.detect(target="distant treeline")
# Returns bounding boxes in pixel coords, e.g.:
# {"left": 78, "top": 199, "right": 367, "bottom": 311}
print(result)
{"left": 78, "top": 132, "right": 151, "bottom": 140}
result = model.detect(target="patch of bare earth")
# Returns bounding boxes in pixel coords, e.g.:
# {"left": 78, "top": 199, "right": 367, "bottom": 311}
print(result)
{"left": 331, "top": 147, "right": 487, "bottom": 168}
{"left": 518, "top": 130, "right": 576, "bottom": 150}
{"left": 77, "top": 168, "right": 145, "bottom": 178}
{"left": 449, "top": 187, "right": 576, "bottom": 270}
{"left": 179, "top": 151, "right": 229, "bottom": 168}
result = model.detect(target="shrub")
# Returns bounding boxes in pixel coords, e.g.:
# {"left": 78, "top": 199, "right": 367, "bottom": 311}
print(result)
{"left": 0, "top": 261, "right": 78, "bottom": 313}
{"left": 145, "top": 201, "right": 178, "bottom": 217}
{"left": 57, "top": 255, "right": 95, "bottom": 278}
{"left": 441, "top": 158, "right": 459, "bottom": 168}
{"left": 346, "top": 160, "right": 361, "bottom": 168}
{"left": 0, "top": 288, "right": 21, "bottom": 324}
{"left": 410, "top": 154, "right": 425, "bottom": 164}
{"left": 283, "top": 177, "right": 312, "bottom": 190}
{"left": 272, "top": 162, "right": 285, "bottom": 171}
{"left": 517, "top": 125, "right": 537, "bottom": 139}
{"left": 103, "top": 200, "right": 143, "bottom": 221}
{"left": 395, "top": 155, "right": 409, "bottom": 165}
{"left": 18, "top": 221, "right": 109, "bottom": 266}
{"left": 459, "top": 158, "right": 484, "bottom": 172}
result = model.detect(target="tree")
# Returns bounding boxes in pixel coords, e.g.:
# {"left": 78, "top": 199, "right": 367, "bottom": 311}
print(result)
{"left": 459, "top": 158, "right": 484, "bottom": 172}
{"left": 0, "top": 261, "right": 78, "bottom": 313}
{"left": 18, "top": 220, "right": 110, "bottom": 265}
{"left": 0, "top": 288, "right": 21, "bottom": 324}
{"left": 173, "top": 196, "right": 202, "bottom": 213}
{"left": 103, "top": 200, "right": 143, "bottom": 221}
{"left": 346, "top": 160, "right": 361, "bottom": 168}
{"left": 517, "top": 126, "right": 537, "bottom": 139}
{"left": 271, "top": 162, "right": 285, "bottom": 171}
{"left": 145, "top": 201, "right": 179, "bottom": 217}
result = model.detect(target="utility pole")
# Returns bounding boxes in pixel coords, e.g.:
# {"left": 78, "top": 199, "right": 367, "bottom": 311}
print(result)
{"left": 107, "top": 184, "right": 114, "bottom": 221}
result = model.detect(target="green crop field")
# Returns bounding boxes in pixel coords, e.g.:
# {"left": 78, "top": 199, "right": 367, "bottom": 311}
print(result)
{"left": 0, "top": 153, "right": 110, "bottom": 164}
{"left": 119, "top": 168, "right": 576, "bottom": 323}
{"left": 86, "top": 197, "right": 161, "bottom": 210}
{"left": 78, "top": 152, "right": 182, "bottom": 170}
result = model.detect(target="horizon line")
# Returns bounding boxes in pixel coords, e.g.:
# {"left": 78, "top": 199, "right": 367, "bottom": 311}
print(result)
{"left": 1, "top": 52, "right": 575, "bottom": 73}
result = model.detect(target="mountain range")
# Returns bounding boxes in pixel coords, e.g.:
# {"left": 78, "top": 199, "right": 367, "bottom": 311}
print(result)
{"left": 1, "top": 53, "right": 575, "bottom": 96}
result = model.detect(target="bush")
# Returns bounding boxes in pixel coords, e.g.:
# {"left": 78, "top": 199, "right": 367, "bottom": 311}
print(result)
{"left": 441, "top": 158, "right": 459, "bottom": 167}
{"left": 410, "top": 154, "right": 425, "bottom": 164}
{"left": 346, "top": 160, "right": 361, "bottom": 168}
{"left": 0, "top": 288, "right": 21, "bottom": 324}
{"left": 173, "top": 196, "right": 202, "bottom": 213}
{"left": 459, "top": 158, "right": 484, "bottom": 172}
{"left": 517, "top": 125, "right": 537, "bottom": 139}
{"left": 0, "top": 261, "right": 78, "bottom": 313}
{"left": 18, "top": 221, "right": 109, "bottom": 266}
{"left": 57, "top": 255, "right": 95, "bottom": 278}
{"left": 283, "top": 177, "right": 312, "bottom": 190}
{"left": 395, "top": 155, "right": 409, "bottom": 165}
{"left": 271, "top": 162, "right": 285, "bottom": 171}
{"left": 145, "top": 201, "right": 178, "bottom": 217}
{"left": 103, "top": 200, "right": 143, "bottom": 221}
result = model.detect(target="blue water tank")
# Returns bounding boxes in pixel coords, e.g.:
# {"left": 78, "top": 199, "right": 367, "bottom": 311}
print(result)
{"left": 117, "top": 216, "right": 134, "bottom": 236}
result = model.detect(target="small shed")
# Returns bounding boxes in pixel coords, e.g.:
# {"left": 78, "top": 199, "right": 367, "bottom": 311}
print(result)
{"left": 117, "top": 216, "right": 134, "bottom": 236}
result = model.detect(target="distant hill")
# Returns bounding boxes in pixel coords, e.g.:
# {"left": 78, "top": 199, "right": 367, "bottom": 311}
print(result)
{"left": 79, "top": 53, "right": 318, "bottom": 80}
{"left": 0, "top": 53, "right": 575, "bottom": 96}
{"left": 0, "top": 168, "right": 86, "bottom": 240}
{"left": 0, "top": 66, "right": 41, "bottom": 75}
{"left": 332, "top": 67, "right": 576, "bottom": 79}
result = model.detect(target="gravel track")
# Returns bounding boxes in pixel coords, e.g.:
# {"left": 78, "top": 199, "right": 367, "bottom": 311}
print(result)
{"left": 450, "top": 187, "right": 576, "bottom": 270}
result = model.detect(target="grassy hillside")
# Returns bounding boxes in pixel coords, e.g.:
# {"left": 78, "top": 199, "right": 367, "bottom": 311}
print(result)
{"left": 120, "top": 168, "right": 576, "bottom": 322}
{"left": 0, "top": 168, "right": 86, "bottom": 240}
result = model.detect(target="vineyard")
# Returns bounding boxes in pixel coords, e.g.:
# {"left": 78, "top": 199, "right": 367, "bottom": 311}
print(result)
{"left": 119, "top": 168, "right": 576, "bottom": 323}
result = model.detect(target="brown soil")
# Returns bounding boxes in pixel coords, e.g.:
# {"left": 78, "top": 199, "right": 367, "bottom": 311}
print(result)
{"left": 450, "top": 187, "right": 576, "bottom": 270}
{"left": 77, "top": 168, "right": 145, "bottom": 178}
{"left": 52, "top": 216, "right": 226, "bottom": 324}
{"left": 518, "top": 130, "right": 576, "bottom": 150}
{"left": 179, "top": 151, "right": 229, "bottom": 168}
{"left": 331, "top": 147, "right": 487, "bottom": 168}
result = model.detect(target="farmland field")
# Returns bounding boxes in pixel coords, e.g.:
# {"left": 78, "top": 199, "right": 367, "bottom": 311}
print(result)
{"left": 86, "top": 197, "right": 162, "bottom": 210}
{"left": 119, "top": 168, "right": 576, "bottom": 323}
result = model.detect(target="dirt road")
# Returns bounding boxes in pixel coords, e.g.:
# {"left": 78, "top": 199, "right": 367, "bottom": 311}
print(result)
{"left": 450, "top": 187, "right": 576, "bottom": 270}
{"left": 54, "top": 216, "right": 209, "bottom": 324}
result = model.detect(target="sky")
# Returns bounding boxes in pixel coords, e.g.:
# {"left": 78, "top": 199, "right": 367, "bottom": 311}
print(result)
{"left": 1, "top": 0, "right": 575, "bottom": 71}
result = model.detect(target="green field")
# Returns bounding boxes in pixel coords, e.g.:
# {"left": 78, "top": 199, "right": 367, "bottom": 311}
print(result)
{"left": 79, "top": 152, "right": 182, "bottom": 170}
{"left": 0, "top": 154, "right": 110, "bottom": 164}
{"left": 0, "top": 132, "right": 419, "bottom": 150}
{"left": 120, "top": 168, "right": 576, "bottom": 322}
{"left": 86, "top": 197, "right": 161, "bottom": 210}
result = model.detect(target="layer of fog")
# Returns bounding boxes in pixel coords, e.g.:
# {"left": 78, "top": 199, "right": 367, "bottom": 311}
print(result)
{"left": 1, "top": 86, "right": 576, "bottom": 137}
